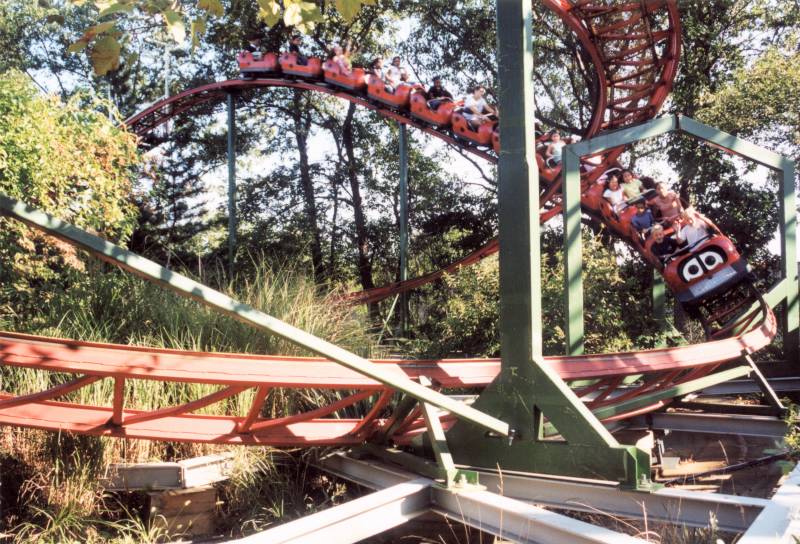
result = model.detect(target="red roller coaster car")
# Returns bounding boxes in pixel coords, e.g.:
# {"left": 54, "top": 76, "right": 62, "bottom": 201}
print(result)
{"left": 366, "top": 76, "right": 424, "bottom": 109}
{"left": 409, "top": 93, "right": 461, "bottom": 127}
{"left": 640, "top": 219, "right": 749, "bottom": 306}
{"left": 322, "top": 61, "right": 367, "bottom": 91}
{"left": 278, "top": 53, "right": 323, "bottom": 78}
{"left": 451, "top": 110, "right": 496, "bottom": 147}
{"left": 237, "top": 52, "right": 279, "bottom": 74}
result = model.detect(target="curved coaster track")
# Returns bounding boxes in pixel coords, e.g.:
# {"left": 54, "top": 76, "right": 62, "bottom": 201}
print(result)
{"left": 0, "top": 0, "right": 781, "bottom": 457}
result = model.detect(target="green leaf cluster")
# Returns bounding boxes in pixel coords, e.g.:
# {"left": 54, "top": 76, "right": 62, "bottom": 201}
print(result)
{"left": 0, "top": 70, "right": 140, "bottom": 318}
{"left": 65, "top": 0, "right": 375, "bottom": 75}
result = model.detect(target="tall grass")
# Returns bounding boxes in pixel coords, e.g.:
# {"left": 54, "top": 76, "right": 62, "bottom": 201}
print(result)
{"left": 0, "top": 258, "right": 382, "bottom": 542}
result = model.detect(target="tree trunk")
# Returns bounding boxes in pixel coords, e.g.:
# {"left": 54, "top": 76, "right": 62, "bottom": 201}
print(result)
{"left": 341, "top": 103, "right": 378, "bottom": 318}
{"left": 291, "top": 90, "right": 325, "bottom": 284}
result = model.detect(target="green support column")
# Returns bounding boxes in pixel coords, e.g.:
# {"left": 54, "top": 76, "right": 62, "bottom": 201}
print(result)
{"left": 780, "top": 160, "right": 799, "bottom": 361}
{"left": 446, "top": 0, "right": 649, "bottom": 489}
{"left": 226, "top": 92, "right": 237, "bottom": 275}
{"left": 398, "top": 122, "right": 409, "bottom": 335}
{"left": 653, "top": 269, "right": 666, "bottom": 328}
{"left": 562, "top": 148, "right": 584, "bottom": 355}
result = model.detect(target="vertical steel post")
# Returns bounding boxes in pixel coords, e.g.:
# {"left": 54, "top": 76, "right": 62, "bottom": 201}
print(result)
{"left": 226, "top": 92, "right": 237, "bottom": 275}
{"left": 780, "top": 160, "right": 799, "bottom": 361}
{"left": 653, "top": 269, "right": 666, "bottom": 328}
{"left": 562, "top": 148, "right": 584, "bottom": 355}
{"left": 495, "top": 0, "right": 541, "bottom": 365}
{"left": 398, "top": 122, "right": 409, "bottom": 334}
{"left": 447, "top": 0, "right": 648, "bottom": 489}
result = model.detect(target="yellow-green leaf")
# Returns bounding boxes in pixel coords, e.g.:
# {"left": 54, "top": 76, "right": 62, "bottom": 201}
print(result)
{"left": 190, "top": 16, "right": 206, "bottom": 49}
{"left": 335, "top": 0, "right": 361, "bottom": 21}
{"left": 67, "top": 40, "right": 88, "bottom": 53}
{"left": 85, "top": 20, "right": 117, "bottom": 37}
{"left": 283, "top": 3, "right": 303, "bottom": 26}
{"left": 300, "top": 1, "right": 322, "bottom": 22}
{"left": 90, "top": 34, "right": 121, "bottom": 75}
{"left": 198, "top": 0, "right": 223, "bottom": 17}
{"left": 161, "top": 9, "right": 185, "bottom": 43}
{"left": 257, "top": 0, "right": 281, "bottom": 26}
{"left": 98, "top": 2, "right": 134, "bottom": 17}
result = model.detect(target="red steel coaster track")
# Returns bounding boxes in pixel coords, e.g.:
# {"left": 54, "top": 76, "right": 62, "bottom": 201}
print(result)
{"left": 0, "top": 0, "right": 778, "bottom": 445}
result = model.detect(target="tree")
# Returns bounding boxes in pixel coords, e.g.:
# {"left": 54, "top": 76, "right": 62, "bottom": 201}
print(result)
{"left": 0, "top": 70, "right": 140, "bottom": 315}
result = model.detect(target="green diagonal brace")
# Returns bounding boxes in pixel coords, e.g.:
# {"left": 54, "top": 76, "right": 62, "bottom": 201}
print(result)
{"left": 0, "top": 194, "right": 510, "bottom": 437}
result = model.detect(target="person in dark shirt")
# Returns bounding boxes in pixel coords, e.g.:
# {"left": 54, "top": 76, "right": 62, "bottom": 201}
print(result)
{"left": 650, "top": 224, "right": 678, "bottom": 262}
{"left": 246, "top": 37, "right": 263, "bottom": 60}
{"left": 426, "top": 76, "right": 453, "bottom": 111}
{"left": 631, "top": 201, "right": 655, "bottom": 237}
{"left": 288, "top": 35, "right": 307, "bottom": 65}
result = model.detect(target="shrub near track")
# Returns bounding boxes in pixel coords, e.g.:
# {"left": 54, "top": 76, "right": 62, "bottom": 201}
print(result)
{"left": 0, "top": 70, "right": 139, "bottom": 320}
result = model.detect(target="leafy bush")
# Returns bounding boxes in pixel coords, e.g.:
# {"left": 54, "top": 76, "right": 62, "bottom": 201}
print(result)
{"left": 0, "top": 70, "right": 139, "bottom": 319}
{"left": 411, "top": 231, "right": 667, "bottom": 357}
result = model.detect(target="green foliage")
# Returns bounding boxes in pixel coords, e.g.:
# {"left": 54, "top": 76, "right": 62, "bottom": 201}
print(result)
{"left": 698, "top": 46, "right": 800, "bottom": 149}
{"left": 0, "top": 70, "right": 139, "bottom": 318}
{"left": 412, "top": 231, "right": 666, "bottom": 358}
{"left": 65, "top": 0, "right": 376, "bottom": 75}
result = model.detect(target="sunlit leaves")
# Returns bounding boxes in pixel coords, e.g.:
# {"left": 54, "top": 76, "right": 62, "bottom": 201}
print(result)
{"left": 98, "top": 2, "right": 134, "bottom": 17}
{"left": 190, "top": 16, "right": 206, "bottom": 50}
{"left": 65, "top": 0, "right": 371, "bottom": 75}
{"left": 283, "top": 1, "right": 322, "bottom": 33}
{"left": 197, "top": 0, "right": 223, "bottom": 17}
{"left": 0, "top": 71, "right": 140, "bottom": 313}
{"left": 161, "top": 9, "right": 185, "bottom": 43}
{"left": 89, "top": 33, "right": 121, "bottom": 74}
{"left": 335, "top": 0, "right": 361, "bottom": 21}
{"left": 67, "top": 20, "right": 115, "bottom": 55}
{"left": 257, "top": 0, "right": 281, "bottom": 26}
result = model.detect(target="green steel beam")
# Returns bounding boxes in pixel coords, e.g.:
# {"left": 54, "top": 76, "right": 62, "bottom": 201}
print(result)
{"left": 780, "top": 161, "right": 799, "bottom": 361}
{"left": 226, "top": 92, "right": 237, "bottom": 274}
{"left": 570, "top": 113, "right": 797, "bottom": 362}
{"left": 678, "top": 115, "right": 789, "bottom": 171}
{"left": 0, "top": 194, "right": 510, "bottom": 437}
{"left": 419, "top": 376, "right": 458, "bottom": 484}
{"left": 398, "top": 122, "right": 409, "bottom": 335}
{"left": 563, "top": 148, "right": 585, "bottom": 355}
{"left": 446, "top": 0, "right": 649, "bottom": 489}
{"left": 653, "top": 269, "right": 666, "bottom": 330}
{"left": 569, "top": 115, "right": 677, "bottom": 157}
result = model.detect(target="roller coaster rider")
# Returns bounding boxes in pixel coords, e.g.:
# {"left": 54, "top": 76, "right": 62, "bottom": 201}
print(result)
{"left": 462, "top": 85, "right": 497, "bottom": 130}
{"left": 246, "top": 37, "right": 263, "bottom": 60}
{"left": 426, "top": 76, "right": 453, "bottom": 111}
{"left": 289, "top": 35, "right": 308, "bottom": 66}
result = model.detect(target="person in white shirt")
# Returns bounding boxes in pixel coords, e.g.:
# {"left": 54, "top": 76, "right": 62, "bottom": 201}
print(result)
{"left": 544, "top": 131, "right": 566, "bottom": 167}
{"left": 602, "top": 174, "right": 626, "bottom": 213}
{"left": 676, "top": 208, "right": 710, "bottom": 247}
{"left": 462, "top": 85, "right": 497, "bottom": 129}
{"left": 385, "top": 56, "right": 402, "bottom": 92}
